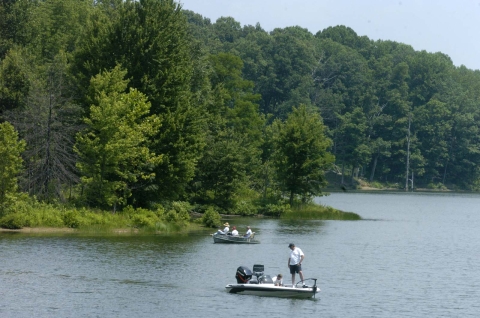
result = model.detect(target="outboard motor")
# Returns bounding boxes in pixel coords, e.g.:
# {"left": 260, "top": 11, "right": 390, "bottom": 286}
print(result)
{"left": 235, "top": 266, "right": 252, "bottom": 283}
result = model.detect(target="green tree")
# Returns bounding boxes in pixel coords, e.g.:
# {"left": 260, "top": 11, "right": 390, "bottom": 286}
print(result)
{"left": 73, "top": 0, "right": 205, "bottom": 201}
{"left": 273, "top": 105, "right": 334, "bottom": 205}
{"left": 25, "top": 0, "right": 92, "bottom": 61}
{"left": 189, "top": 52, "right": 263, "bottom": 211}
{"left": 0, "top": 121, "right": 26, "bottom": 216}
{"left": 0, "top": 47, "right": 31, "bottom": 115}
{"left": 335, "top": 108, "right": 370, "bottom": 184}
{"left": 75, "top": 66, "right": 162, "bottom": 211}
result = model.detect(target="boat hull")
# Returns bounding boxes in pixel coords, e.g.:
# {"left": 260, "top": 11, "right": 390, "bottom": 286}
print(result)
{"left": 213, "top": 234, "right": 260, "bottom": 244}
{"left": 225, "top": 284, "right": 320, "bottom": 299}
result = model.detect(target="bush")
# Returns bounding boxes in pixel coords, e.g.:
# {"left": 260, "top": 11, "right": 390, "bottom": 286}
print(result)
{"left": 232, "top": 200, "right": 257, "bottom": 216}
{"left": 130, "top": 209, "right": 160, "bottom": 228}
{"left": 260, "top": 204, "right": 291, "bottom": 217}
{"left": 0, "top": 213, "right": 27, "bottom": 229}
{"left": 171, "top": 201, "right": 191, "bottom": 221}
{"left": 163, "top": 201, "right": 191, "bottom": 223}
{"left": 427, "top": 182, "right": 447, "bottom": 190}
{"left": 199, "top": 206, "right": 222, "bottom": 228}
{"left": 63, "top": 210, "right": 83, "bottom": 228}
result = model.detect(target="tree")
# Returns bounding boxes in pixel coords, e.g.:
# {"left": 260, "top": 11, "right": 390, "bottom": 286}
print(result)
{"left": 0, "top": 46, "right": 36, "bottom": 116}
{"left": 189, "top": 52, "right": 263, "bottom": 211}
{"left": 4, "top": 53, "right": 82, "bottom": 202}
{"left": 74, "top": 66, "right": 162, "bottom": 211}
{"left": 273, "top": 105, "right": 334, "bottom": 205}
{"left": 73, "top": 0, "right": 205, "bottom": 201}
{"left": 0, "top": 121, "right": 25, "bottom": 216}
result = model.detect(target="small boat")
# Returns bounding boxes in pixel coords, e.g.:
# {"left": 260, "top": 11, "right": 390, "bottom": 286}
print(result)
{"left": 225, "top": 265, "right": 320, "bottom": 299}
{"left": 212, "top": 232, "right": 260, "bottom": 244}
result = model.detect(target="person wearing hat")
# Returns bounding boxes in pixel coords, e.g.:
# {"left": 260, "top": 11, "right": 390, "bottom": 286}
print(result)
{"left": 243, "top": 226, "right": 253, "bottom": 238}
{"left": 288, "top": 243, "right": 305, "bottom": 286}
{"left": 216, "top": 222, "right": 230, "bottom": 235}
{"left": 243, "top": 226, "right": 252, "bottom": 238}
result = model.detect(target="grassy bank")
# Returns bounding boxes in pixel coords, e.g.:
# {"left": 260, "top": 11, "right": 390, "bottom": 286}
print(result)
{"left": 0, "top": 199, "right": 196, "bottom": 234}
{"left": 0, "top": 197, "right": 360, "bottom": 234}
{"left": 282, "top": 203, "right": 361, "bottom": 220}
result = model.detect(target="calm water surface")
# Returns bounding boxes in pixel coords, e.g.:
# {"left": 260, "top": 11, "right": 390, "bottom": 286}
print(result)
{"left": 1, "top": 192, "right": 480, "bottom": 317}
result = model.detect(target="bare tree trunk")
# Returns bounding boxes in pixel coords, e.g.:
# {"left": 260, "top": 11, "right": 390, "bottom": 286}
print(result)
{"left": 405, "top": 115, "right": 411, "bottom": 191}
{"left": 369, "top": 154, "right": 378, "bottom": 182}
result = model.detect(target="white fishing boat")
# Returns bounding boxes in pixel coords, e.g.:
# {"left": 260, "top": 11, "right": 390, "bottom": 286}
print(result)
{"left": 225, "top": 265, "right": 320, "bottom": 299}
{"left": 212, "top": 232, "right": 259, "bottom": 244}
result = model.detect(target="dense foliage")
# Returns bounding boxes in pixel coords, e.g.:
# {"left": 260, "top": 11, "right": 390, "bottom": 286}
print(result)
{"left": 2, "top": 0, "right": 480, "bottom": 226}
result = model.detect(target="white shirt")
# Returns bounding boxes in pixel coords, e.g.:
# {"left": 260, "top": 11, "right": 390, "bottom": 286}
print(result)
{"left": 232, "top": 229, "right": 239, "bottom": 236}
{"left": 245, "top": 229, "right": 252, "bottom": 237}
{"left": 289, "top": 247, "right": 304, "bottom": 265}
{"left": 273, "top": 277, "right": 283, "bottom": 286}
{"left": 222, "top": 226, "right": 229, "bottom": 233}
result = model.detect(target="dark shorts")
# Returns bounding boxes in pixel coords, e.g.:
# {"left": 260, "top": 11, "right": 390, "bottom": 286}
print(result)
{"left": 289, "top": 264, "right": 302, "bottom": 274}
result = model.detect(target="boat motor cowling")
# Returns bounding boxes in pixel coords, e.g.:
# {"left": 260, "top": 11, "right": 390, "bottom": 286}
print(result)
{"left": 235, "top": 266, "right": 253, "bottom": 283}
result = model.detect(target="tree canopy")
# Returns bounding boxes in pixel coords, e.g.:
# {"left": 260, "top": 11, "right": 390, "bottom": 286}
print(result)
{"left": 2, "top": 0, "right": 480, "bottom": 217}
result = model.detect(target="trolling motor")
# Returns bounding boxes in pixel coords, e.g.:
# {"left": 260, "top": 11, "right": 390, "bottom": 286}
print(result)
{"left": 295, "top": 278, "right": 319, "bottom": 298}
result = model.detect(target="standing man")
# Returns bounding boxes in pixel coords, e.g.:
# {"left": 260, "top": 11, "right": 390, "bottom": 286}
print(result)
{"left": 288, "top": 243, "right": 305, "bottom": 286}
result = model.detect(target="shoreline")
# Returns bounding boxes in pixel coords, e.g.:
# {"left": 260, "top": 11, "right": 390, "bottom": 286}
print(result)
{"left": 0, "top": 227, "right": 77, "bottom": 233}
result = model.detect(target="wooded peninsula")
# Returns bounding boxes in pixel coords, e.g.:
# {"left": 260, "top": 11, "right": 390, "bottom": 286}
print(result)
{"left": 1, "top": 0, "right": 478, "bottom": 231}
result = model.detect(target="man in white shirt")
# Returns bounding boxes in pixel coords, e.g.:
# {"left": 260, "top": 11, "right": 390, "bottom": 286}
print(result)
{"left": 288, "top": 243, "right": 305, "bottom": 286}
{"left": 244, "top": 226, "right": 252, "bottom": 238}
{"left": 231, "top": 226, "right": 239, "bottom": 236}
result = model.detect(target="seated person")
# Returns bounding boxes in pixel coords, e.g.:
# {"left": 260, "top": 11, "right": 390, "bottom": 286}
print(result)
{"left": 273, "top": 274, "right": 283, "bottom": 286}
{"left": 216, "top": 222, "right": 230, "bottom": 235}
{"left": 231, "top": 226, "right": 239, "bottom": 236}
{"left": 244, "top": 226, "right": 253, "bottom": 238}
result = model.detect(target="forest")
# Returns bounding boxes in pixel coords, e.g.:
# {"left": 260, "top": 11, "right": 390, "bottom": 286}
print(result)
{"left": 1, "top": 0, "right": 480, "bottom": 227}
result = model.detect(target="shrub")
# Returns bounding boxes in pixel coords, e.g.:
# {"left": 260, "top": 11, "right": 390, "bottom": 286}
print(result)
{"left": 199, "top": 206, "right": 222, "bottom": 228}
{"left": 63, "top": 210, "right": 83, "bottom": 228}
{"left": 165, "top": 210, "right": 179, "bottom": 222}
{"left": 0, "top": 213, "right": 26, "bottom": 229}
{"left": 232, "top": 200, "right": 257, "bottom": 216}
{"left": 260, "top": 204, "right": 291, "bottom": 217}
{"left": 427, "top": 182, "right": 447, "bottom": 190}
{"left": 130, "top": 209, "right": 160, "bottom": 228}
{"left": 171, "top": 201, "right": 191, "bottom": 221}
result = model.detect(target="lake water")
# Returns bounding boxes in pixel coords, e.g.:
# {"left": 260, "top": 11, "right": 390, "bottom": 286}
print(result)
{"left": 1, "top": 192, "right": 480, "bottom": 317}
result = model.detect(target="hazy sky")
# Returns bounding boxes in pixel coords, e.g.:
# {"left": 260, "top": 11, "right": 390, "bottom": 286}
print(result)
{"left": 179, "top": 0, "right": 480, "bottom": 70}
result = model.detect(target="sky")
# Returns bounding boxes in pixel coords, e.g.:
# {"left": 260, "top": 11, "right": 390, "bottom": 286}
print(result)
{"left": 179, "top": 0, "right": 480, "bottom": 70}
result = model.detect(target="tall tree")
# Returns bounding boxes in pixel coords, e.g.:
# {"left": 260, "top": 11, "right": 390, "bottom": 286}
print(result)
{"left": 189, "top": 52, "right": 263, "bottom": 211}
{"left": 5, "top": 53, "right": 81, "bottom": 202}
{"left": 273, "top": 105, "right": 334, "bottom": 205}
{"left": 75, "top": 66, "right": 162, "bottom": 210}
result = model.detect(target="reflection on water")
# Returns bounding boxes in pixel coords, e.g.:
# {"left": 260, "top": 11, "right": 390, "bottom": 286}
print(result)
{"left": 1, "top": 192, "right": 480, "bottom": 317}
{"left": 277, "top": 219, "right": 326, "bottom": 235}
